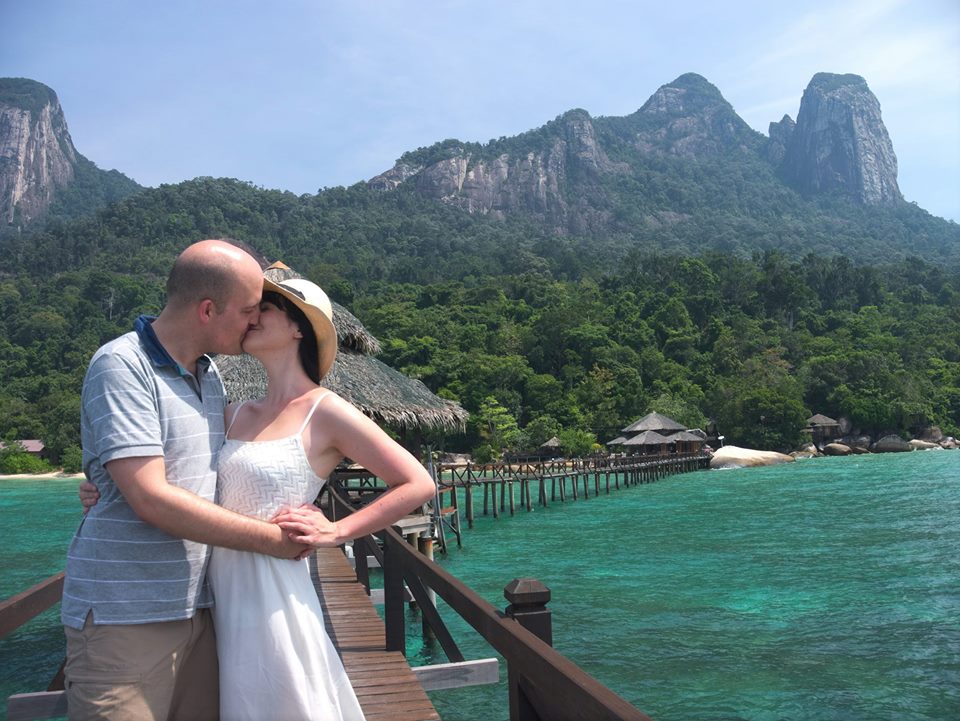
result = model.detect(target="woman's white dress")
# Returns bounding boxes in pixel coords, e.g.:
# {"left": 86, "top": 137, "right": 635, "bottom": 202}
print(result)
{"left": 208, "top": 395, "right": 365, "bottom": 721}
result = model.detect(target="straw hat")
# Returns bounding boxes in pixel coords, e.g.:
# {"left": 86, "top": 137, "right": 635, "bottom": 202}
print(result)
{"left": 261, "top": 276, "right": 338, "bottom": 381}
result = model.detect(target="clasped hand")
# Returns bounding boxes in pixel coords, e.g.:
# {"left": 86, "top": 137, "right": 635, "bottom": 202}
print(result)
{"left": 272, "top": 504, "right": 343, "bottom": 551}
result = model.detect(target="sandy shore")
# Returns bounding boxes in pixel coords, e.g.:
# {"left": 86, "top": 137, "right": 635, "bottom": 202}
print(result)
{"left": 0, "top": 471, "right": 84, "bottom": 480}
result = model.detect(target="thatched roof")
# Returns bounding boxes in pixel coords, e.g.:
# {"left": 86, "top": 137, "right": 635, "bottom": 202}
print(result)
{"left": 806, "top": 413, "right": 839, "bottom": 427}
{"left": 216, "top": 263, "right": 468, "bottom": 434}
{"left": 667, "top": 430, "right": 705, "bottom": 442}
{"left": 605, "top": 435, "right": 629, "bottom": 446}
{"left": 539, "top": 436, "right": 562, "bottom": 449}
{"left": 622, "top": 430, "right": 673, "bottom": 446}
{"left": 622, "top": 412, "right": 686, "bottom": 433}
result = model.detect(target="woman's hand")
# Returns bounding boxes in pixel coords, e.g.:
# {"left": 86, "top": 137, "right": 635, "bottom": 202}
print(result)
{"left": 271, "top": 504, "right": 345, "bottom": 548}
{"left": 79, "top": 480, "right": 100, "bottom": 513}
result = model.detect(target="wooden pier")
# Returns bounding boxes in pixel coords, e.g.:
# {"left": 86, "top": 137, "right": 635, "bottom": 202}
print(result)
{"left": 431, "top": 452, "right": 709, "bottom": 546}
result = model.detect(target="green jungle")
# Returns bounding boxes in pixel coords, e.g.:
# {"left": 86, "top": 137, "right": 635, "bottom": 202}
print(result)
{"left": 1, "top": 157, "right": 958, "bottom": 473}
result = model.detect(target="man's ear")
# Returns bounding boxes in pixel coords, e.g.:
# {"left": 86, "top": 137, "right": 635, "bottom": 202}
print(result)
{"left": 197, "top": 299, "right": 217, "bottom": 324}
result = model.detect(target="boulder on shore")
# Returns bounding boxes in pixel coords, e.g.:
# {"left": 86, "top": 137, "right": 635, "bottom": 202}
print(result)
{"left": 710, "top": 445, "right": 795, "bottom": 469}
{"left": 823, "top": 442, "right": 852, "bottom": 456}
{"left": 918, "top": 426, "right": 943, "bottom": 443}
{"left": 871, "top": 434, "right": 911, "bottom": 453}
{"left": 790, "top": 443, "right": 821, "bottom": 459}
{"left": 908, "top": 439, "right": 940, "bottom": 451}
{"left": 940, "top": 437, "right": 958, "bottom": 449}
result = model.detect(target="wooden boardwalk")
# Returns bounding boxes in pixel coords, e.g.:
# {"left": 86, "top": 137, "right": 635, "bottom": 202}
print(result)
{"left": 309, "top": 546, "right": 441, "bottom": 721}
{"left": 7, "top": 549, "right": 439, "bottom": 721}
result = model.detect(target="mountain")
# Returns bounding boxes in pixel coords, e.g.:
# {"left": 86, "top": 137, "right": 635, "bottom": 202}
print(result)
{"left": 0, "top": 78, "right": 141, "bottom": 230}
{"left": 778, "top": 73, "right": 901, "bottom": 206}
{"left": 367, "top": 72, "right": 955, "bottom": 261}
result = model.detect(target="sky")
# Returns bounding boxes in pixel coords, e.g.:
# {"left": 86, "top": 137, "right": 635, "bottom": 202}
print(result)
{"left": 4, "top": 0, "right": 959, "bottom": 222}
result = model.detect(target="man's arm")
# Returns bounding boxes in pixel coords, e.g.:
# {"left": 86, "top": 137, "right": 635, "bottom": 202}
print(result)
{"left": 107, "top": 456, "right": 304, "bottom": 558}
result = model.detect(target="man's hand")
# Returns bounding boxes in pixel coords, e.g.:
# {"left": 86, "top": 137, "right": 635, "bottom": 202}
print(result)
{"left": 79, "top": 480, "right": 100, "bottom": 514}
{"left": 271, "top": 504, "right": 344, "bottom": 549}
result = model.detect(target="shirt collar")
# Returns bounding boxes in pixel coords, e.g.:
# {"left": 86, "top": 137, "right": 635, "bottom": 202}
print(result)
{"left": 134, "top": 315, "right": 211, "bottom": 377}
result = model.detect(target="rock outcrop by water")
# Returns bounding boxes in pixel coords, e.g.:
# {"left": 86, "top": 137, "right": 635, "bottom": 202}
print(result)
{"left": 871, "top": 434, "right": 912, "bottom": 453}
{"left": 710, "top": 445, "right": 795, "bottom": 469}
{"left": 779, "top": 73, "right": 901, "bottom": 206}
{"left": 0, "top": 79, "right": 77, "bottom": 224}
{"left": 0, "top": 77, "right": 140, "bottom": 229}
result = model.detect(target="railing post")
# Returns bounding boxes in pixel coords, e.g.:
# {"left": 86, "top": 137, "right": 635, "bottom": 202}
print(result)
{"left": 354, "top": 535, "right": 370, "bottom": 594}
{"left": 504, "top": 578, "right": 552, "bottom": 721}
{"left": 383, "top": 532, "right": 406, "bottom": 655}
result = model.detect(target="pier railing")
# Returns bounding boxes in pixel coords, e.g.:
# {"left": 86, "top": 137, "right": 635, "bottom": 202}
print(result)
{"left": 327, "top": 486, "right": 654, "bottom": 721}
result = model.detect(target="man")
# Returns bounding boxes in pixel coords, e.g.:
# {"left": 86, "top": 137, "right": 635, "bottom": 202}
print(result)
{"left": 63, "top": 239, "right": 304, "bottom": 720}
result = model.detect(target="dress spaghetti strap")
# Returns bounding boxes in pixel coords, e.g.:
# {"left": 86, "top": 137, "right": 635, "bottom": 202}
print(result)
{"left": 225, "top": 401, "right": 248, "bottom": 439}
{"left": 297, "top": 390, "right": 331, "bottom": 435}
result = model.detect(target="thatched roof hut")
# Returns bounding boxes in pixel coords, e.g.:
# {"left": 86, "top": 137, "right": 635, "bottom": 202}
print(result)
{"left": 667, "top": 430, "right": 705, "bottom": 443}
{"left": 806, "top": 413, "right": 839, "bottom": 428}
{"left": 667, "top": 430, "right": 706, "bottom": 454}
{"left": 622, "top": 412, "right": 686, "bottom": 434}
{"left": 604, "top": 435, "right": 629, "bottom": 446}
{"left": 622, "top": 430, "right": 671, "bottom": 456}
{"left": 217, "top": 263, "right": 468, "bottom": 435}
{"left": 622, "top": 430, "right": 673, "bottom": 446}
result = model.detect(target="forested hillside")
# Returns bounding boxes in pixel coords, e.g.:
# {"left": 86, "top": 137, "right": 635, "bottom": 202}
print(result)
{"left": 0, "top": 177, "right": 957, "bottom": 468}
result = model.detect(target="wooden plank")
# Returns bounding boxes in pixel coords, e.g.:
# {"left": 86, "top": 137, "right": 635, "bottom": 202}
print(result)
{"left": 6, "top": 691, "right": 66, "bottom": 721}
{"left": 312, "top": 548, "right": 441, "bottom": 721}
{"left": 413, "top": 658, "right": 500, "bottom": 691}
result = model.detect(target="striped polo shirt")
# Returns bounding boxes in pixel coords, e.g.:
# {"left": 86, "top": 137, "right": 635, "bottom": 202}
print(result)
{"left": 62, "top": 315, "right": 227, "bottom": 629}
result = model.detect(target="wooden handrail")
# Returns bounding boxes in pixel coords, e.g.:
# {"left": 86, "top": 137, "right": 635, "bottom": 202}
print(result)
{"left": 380, "top": 525, "right": 652, "bottom": 721}
{"left": 0, "top": 573, "right": 64, "bottom": 641}
{"left": 327, "top": 486, "right": 653, "bottom": 721}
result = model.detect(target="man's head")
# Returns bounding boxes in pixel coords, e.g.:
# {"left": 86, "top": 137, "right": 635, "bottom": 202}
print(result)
{"left": 165, "top": 239, "right": 264, "bottom": 355}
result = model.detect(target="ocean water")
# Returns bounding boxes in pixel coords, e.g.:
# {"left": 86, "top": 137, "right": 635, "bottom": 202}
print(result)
{"left": 2, "top": 452, "right": 958, "bottom": 721}
{"left": 413, "top": 452, "right": 959, "bottom": 721}
{"left": 0, "top": 477, "right": 81, "bottom": 721}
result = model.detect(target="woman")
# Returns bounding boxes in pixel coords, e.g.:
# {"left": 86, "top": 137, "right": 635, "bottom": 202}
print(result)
{"left": 207, "top": 275, "right": 436, "bottom": 720}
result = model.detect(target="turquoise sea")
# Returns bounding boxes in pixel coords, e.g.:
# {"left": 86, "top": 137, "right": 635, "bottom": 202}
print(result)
{"left": 2, "top": 452, "right": 958, "bottom": 720}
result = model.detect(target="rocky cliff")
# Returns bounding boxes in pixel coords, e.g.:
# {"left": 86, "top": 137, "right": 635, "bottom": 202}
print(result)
{"left": 0, "top": 78, "right": 140, "bottom": 229}
{"left": 618, "top": 73, "right": 764, "bottom": 158}
{"left": 369, "top": 72, "right": 907, "bottom": 232}
{"left": 779, "top": 73, "right": 901, "bottom": 206}
{"left": 0, "top": 79, "right": 77, "bottom": 225}
{"left": 370, "top": 74, "right": 768, "bottom": 233}
{"left": 370, "top": 108, "right": 625, "bottom": 233}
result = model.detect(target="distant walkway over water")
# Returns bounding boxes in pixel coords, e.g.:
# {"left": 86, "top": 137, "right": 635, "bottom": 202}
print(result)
{"left": 428, "top": 452, "right": 710, "bottom": 549}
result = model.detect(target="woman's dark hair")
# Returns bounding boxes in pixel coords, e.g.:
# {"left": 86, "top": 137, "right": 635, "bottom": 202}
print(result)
{"left": 262, "top": 291, "right": 320, "bottom": 383}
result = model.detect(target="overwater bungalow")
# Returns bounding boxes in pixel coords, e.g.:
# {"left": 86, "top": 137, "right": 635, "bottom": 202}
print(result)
{"left": 608, "top": 412, "right": 705, "bottom": 456}
{"left": 622, "top": 430, "right": 673, "bottom": 456}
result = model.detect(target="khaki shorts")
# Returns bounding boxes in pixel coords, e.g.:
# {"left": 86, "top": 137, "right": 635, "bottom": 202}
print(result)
{"left": 64, "top": 609, "right": 219, "bottom": 721}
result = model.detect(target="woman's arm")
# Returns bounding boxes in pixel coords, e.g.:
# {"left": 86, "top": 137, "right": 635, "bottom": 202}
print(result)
{"left": 273, "top": 393, "right": 436, "bottom": 547}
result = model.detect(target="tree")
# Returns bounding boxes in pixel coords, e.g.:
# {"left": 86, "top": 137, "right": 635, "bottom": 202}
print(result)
{"left": 557, "top": 428, "right": 597, "bottom": 458}
{"left": 472, "top": 396, "right": 521, "bottom": 457}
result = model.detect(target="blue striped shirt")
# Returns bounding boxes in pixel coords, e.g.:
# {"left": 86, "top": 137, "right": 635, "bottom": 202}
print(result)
{"left": 62, "top": 317, "right": 226, "bottom": 629}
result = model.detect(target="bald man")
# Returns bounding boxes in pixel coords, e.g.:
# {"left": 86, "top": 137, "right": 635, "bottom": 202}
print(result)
{"left": 62, "top": 240, "right": 302, "bottom": 720}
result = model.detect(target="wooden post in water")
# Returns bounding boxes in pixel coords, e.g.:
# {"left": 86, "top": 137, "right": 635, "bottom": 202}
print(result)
{"left": 465, "top": 481, "right": 474, "bottom": 529}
